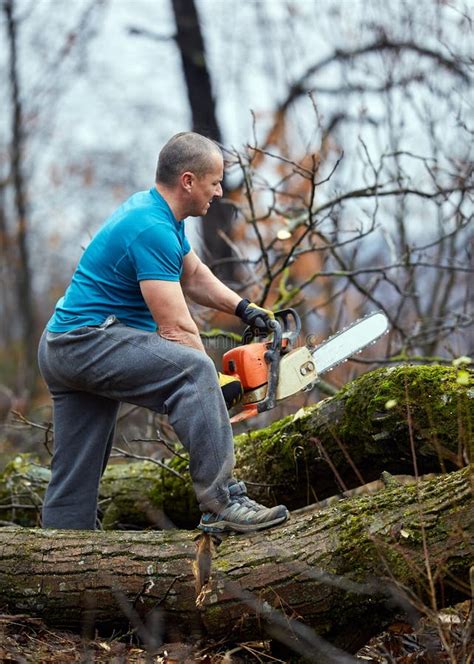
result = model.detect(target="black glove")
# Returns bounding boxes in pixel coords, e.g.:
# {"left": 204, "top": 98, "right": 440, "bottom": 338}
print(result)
{"left": 235, "top": 299, "right": 275, "bottom": 333}
{"left": 218, "top": 372, "right": 244, "bottom": 410}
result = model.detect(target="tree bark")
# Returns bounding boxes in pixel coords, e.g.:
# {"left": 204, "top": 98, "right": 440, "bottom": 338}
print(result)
{"left": 234, "top": 363, "right": 472, "bottom": 509}
{"left": 0, "top": 467, "right": 471, "bottom": 655}
{"left": 0, "top": 365, "right": 471, "bottom": 529}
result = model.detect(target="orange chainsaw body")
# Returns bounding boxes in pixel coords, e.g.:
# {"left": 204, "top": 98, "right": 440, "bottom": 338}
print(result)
{"left": 222, "top": 309, "right": 300, "bottom": 423}
{"left": 222, "top": 339, "right": 288, "bottom": 390}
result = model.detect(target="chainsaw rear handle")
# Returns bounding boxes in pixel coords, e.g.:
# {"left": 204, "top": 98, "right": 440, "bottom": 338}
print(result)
{"left": 231, "top": 309, "right": 302, "bottom": 420}
{"left": 241, "top": 309, "right": 301, "bottom": 414}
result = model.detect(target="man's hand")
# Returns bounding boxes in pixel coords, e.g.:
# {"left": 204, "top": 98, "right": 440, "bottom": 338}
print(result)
{"left": 235, "top": 299, "right": 275, "bottom": 333}
{"left": 218, "top": 372, "right": 244, "bottom": 410}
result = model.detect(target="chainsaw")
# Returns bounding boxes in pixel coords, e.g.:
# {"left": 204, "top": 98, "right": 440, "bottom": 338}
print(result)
{"left": 222, "top": 309, "right": 389, "bottom": 423}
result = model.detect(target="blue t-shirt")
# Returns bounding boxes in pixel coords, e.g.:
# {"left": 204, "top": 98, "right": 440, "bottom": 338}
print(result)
{"left": 47, "top": 188, "right": 191, "bottom": 332}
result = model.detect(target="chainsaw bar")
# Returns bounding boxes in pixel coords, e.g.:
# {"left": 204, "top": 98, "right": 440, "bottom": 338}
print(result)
{"left": 310, "top": 311, "right": 389, "bottom": 375}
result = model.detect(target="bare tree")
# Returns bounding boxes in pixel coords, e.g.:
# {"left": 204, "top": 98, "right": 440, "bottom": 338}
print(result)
{"left": 218, "top": 130, "right": 471, "bottom": 386}
{"left": 0, "top": 0, "right": 106, "bottom": 398}
{"left": 2, "top": 0, "right": 35, "bottom": 395}
{"left": 201, "top": 0, "right": 473, "bottom": 392}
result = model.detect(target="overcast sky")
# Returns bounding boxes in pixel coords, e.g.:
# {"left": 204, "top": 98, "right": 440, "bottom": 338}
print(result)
{"left": 1, "top": 0, "right": 471, "bottom": 293}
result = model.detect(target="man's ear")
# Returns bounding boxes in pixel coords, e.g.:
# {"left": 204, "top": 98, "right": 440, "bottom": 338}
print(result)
{"left": 181, "top": 171, "right": 194, "bottom": 192}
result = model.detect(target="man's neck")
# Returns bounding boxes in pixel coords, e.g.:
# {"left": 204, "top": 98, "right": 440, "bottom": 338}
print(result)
{"left": 155, "top": 183, "right": 186, "bottom": 221}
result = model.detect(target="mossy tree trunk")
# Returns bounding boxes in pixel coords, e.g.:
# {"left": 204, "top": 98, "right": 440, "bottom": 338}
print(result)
{"left": 1, "top": 365, "right": 471, "bottom": 529}
{"left": 0, "top": 467, "right": 472, "bottom": 654}
{"left": 234, "top": 364, "right": 472, "bottom": 510}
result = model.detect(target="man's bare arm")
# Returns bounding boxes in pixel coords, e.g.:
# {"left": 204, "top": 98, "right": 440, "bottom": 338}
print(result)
{"left": 181, "top": 250, "right": 241, "bottom": 313}
{"left": 140, "top": 279, "right": 206, "bottom": 352}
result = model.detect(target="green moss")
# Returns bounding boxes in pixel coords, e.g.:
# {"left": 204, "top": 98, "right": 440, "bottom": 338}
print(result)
{"left": 233, "top": 406, "right": 321, "bottom": 490}
{"left": 328, "top": 466, "right": 473, "bottom": 593}
{"left": 202, "top": 601, "right": 238, "bottom": 635}
{"left": 0, "top": 454, "right": 48, "bottom": 527}
{"left": 101, "top": 457, "right": 199, "bottom": 529}
{"left": 158, "top": 456, "right": 200, "bottom": 527}
{"left": 229, "top": 365, "right": 473, "bottom": 511}
{"left": 338, "top": 364, "right": 473, "bottom": 452}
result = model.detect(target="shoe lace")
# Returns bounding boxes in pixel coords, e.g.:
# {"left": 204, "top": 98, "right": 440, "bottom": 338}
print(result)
{"left": 228, "top": 481, "right": 266, "bottom": 512}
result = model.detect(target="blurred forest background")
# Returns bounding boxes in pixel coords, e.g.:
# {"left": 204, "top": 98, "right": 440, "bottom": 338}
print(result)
{"left": 0, "top": 0, "right": 472, "bottom": 455}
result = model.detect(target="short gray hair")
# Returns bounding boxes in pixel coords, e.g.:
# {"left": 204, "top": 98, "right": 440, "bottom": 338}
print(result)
{"left": 155, "top": 132, "right": 221, "bottom": 185}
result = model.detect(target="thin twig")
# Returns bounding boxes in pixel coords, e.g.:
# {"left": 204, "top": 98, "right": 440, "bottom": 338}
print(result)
{"left": 110, "top": 447, "right": 187, "bottom": 480}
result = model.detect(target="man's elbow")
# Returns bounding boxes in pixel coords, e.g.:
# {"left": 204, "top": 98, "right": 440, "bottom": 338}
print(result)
{"left": 157, "top": 319, "right": 197, "bottom": 338}
{"left": 158, "top": 323, "right": 204, "bottom": 352}
{"left": 180, "top": 281, "right": 194, "bottom": 300}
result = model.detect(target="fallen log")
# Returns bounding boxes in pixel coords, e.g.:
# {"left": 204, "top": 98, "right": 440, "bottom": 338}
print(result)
{"left": 0, "top": 364, "right": 471, "bottom": 529}
{"left": 0, "top": 466, "right": 471, "bottom": 655}
{"left": 234, "top": 363, "right": 472, "bottom": 509}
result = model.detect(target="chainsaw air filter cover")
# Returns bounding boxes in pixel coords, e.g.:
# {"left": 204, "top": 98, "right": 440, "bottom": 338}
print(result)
{"left": 222, "top": 342, "right": 269, "bottom": 390}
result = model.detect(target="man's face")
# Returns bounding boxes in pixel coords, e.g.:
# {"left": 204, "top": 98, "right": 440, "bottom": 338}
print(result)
{"left": 188, "top": 153, "right": 224, "bottom": 217}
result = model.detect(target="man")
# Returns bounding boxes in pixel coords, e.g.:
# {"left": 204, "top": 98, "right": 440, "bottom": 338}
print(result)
{"left": 38, "top": 132, "right": 289, "bottom": 534}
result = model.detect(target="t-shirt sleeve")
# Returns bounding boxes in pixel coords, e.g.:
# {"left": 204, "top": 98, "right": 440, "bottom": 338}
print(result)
{"left": 183, "top": 233, "right": 191, "bottom": 256}
{"left": 127, "top": 223, "right": 186, "bottom": 281}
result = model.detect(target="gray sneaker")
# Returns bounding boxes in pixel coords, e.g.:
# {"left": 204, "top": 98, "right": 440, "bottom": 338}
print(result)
{"left": 198, "top": 480, "right": 289, "bottom": 533}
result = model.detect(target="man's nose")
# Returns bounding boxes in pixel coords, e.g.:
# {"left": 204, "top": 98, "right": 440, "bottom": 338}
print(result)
{"left": 215, "top": 183, "right": 223, "bottom": 198}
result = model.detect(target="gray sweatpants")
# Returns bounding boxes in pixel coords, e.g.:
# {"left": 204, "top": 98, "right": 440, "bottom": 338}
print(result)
{"left": 37, "top": 318, "right": 235, "bottom": 529}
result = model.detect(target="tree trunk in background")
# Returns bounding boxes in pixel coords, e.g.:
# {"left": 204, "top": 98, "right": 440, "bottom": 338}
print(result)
{"left": 3, "top": 0, "right": 36, "bottom": 398}
{"left": 0, "top": 193, "right": 14, "bottom": 349}
{"left": 171, "top": 0, "right": 235, "bottom": 283}
{"left": 0, "top": 467, "right": 471, "bottom": 655}
{"left": 171, "top": 0, "right": 220, "bottom": 141}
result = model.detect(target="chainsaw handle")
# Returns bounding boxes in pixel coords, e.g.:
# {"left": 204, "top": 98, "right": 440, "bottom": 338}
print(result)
{"left": 242, "top": 318, "right": 280, "bottom": 345}
{"left": 238, "top": 310, "right": 301, "bottom": 416}
{"left": 256, "top": 319, "right": 281, "bottom": 413}
{"left": 241, "top": 308, "right": 300, "bottom": 347}
{"left": 274, "top": 309, "right": 301, "bottom": 346}
{"left": 266, "top": 318, "right": 282, "bottom": 354}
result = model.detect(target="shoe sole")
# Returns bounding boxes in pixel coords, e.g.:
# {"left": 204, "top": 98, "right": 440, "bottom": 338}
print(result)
{"left": 197, "top": 512, "right": 289, "bottom": 534}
